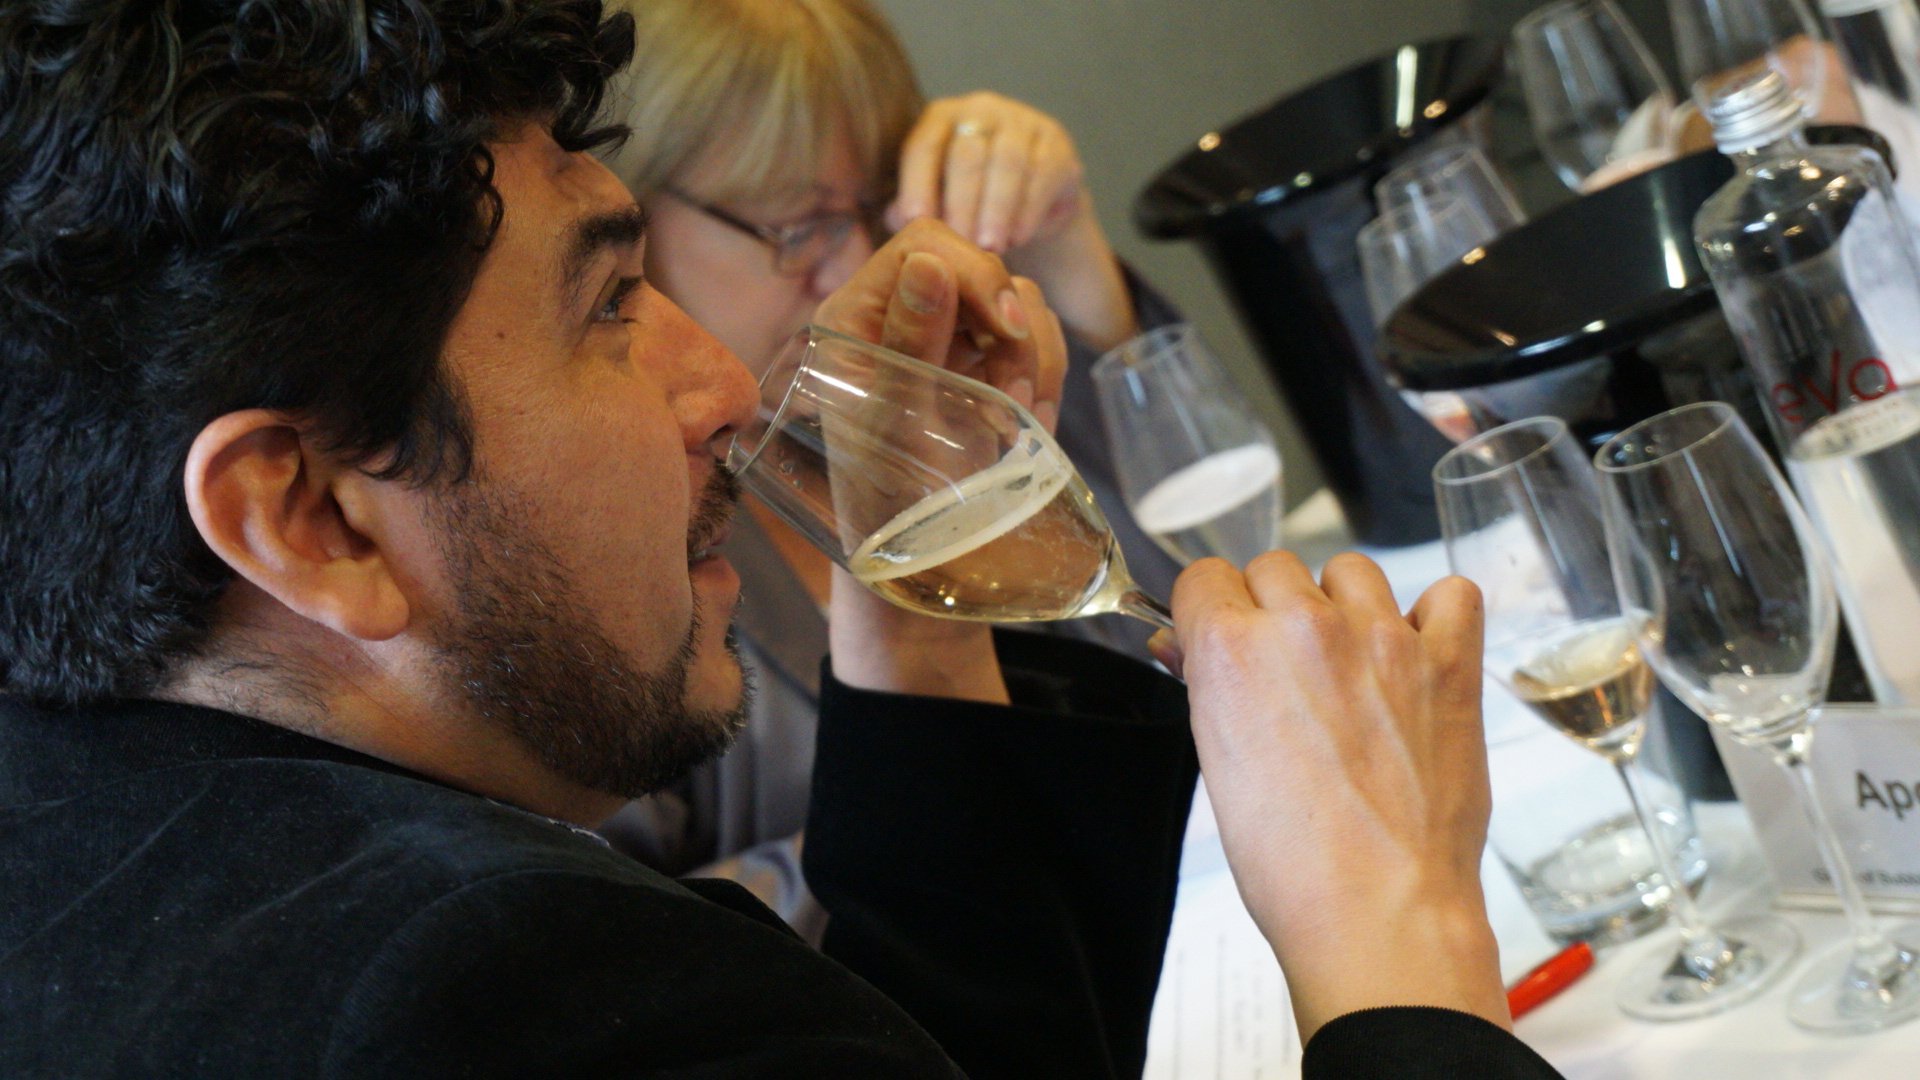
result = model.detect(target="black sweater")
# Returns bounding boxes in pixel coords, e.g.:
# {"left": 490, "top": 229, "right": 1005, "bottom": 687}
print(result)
{"left": 0, "top": 631, "right": 1558, "bottom": 1077}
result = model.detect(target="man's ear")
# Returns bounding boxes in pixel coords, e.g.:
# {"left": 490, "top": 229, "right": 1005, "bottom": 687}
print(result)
{"left": 182, "top": 410, "right": 410, "bottom": 641}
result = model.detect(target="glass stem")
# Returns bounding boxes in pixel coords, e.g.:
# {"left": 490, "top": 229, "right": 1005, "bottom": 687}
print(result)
{"left": 1116, "top": 588, "right": 1175, "bottom": 630}
{"left": 1611, "top": 755, "right": 1713, "bottom": 941}
{"left": 1774, "top": 740, "right": 1893, "bottom": 960}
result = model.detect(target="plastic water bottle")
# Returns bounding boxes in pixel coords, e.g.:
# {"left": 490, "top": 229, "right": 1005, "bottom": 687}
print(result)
{"left": 1694, "top": 66, "right": 1920, "bottom": 704}
{"left": 1822, "top": 0, "right": 1920, "bottom": 218}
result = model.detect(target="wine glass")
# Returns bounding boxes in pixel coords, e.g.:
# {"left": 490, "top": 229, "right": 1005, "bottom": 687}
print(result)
{"left": 1436, "top": 416, "right": 1797, "bottom": 1020}
{"left": 1373, "top": 141, "right": 1527, "bottom": 236}
{"left": 1356, "top": 194, "right": 1499, "bottom": 444}
{"left": 726, "top": 323, "right": 1173, "bottom": 629}
{"left": 1356, "top": 194, "right": 1501, "bottom": 329}
{"left": 1089, "top": 324, "right": 1283, "bottom": 567}
{"left": 1669, "top": 0, "right": 1831, "bottom": 117}
{"left": 1595, "top": 401, "right": 1920, "bottom": 1033}
{"left": 1514, "top": 0, "right": 1680, "bottom": 192}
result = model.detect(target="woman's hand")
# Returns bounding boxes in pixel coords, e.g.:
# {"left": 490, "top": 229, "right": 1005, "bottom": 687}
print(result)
{"left": 888, "top": 91, "right": 1086, "bottom": 254}
{"left": 887, "top": 93, "right": 1137, "bottom": 352}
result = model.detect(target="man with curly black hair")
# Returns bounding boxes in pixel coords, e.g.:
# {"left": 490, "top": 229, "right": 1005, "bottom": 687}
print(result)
{"left": 0, "top": 1, "right": 1561, "bottom": 1076}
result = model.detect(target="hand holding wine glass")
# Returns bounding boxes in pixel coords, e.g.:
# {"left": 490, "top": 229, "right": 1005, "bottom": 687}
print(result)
{"left": 1436, "top": 416, "right": 1796, "bottom": 1020}
{"left": 728, "top": 323, "right": 1174, "bottom": 630}
{"left": 1597, "top": 401, "right": 1920, "bottom": 1033}
{"left": 1164, "top": 553, "right": 1511, "bottom": 1039}
{"left": 793, "top": 222, "right": 1071, "bottom": 701}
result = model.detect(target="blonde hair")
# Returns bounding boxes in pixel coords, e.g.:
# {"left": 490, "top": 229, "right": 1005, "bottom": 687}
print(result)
{"left": 602, "top": 0, "right": 924, "bottom": 204}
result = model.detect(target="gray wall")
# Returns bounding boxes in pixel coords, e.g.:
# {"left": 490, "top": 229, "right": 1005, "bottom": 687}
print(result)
{"left": 876, "top": 0, "right": 1477, "bottom": 503}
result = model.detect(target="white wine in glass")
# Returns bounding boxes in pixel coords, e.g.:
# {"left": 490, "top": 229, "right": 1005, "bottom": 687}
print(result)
{"left": 730, "top": 325, "right": 1174, "bottom": 629}
{"left": 1507, "top": 615, "right": 1656, "bottom": 755}
{"left": 1126, "top": 444, "right": 1283, "bottom": 568}
{"left": 1091, "top": 324, "right": 1283, "bottom": 568}
{"left": 847, "top": 450, "right": 1125, "bottom": 622}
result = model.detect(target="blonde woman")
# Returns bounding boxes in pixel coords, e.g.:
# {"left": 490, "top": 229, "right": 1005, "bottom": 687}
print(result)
{"left": 596, "top": 0, "right": 1184, "bottom": 931}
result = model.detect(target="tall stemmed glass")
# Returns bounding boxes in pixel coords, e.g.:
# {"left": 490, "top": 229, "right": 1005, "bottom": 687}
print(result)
{"left": 1091, "top": 324, "right": 1284, "bottom": 568}
{"left": 1669, "top": 0, "right": 1831, "bottom": 115}
{"left": 728, "top": 324, "right": 1173, "bottom": 629}
{"left": 1514, "top": 0, "right": 1680, "bottom": 192}
{"left": 1437, "top": 416, "right": 1797, "bottom": 1019}
{"left": 1596, "top": 401, "right": 1920, "bottom": 1033}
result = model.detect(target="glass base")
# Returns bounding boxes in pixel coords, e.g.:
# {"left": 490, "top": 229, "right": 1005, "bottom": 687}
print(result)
{"left": 1517, "top": 811, "right": 1709, "bottom": 948}
{"left": 1787, "top": 924, "right": 1920, "bottom": 1034}
{"left": 1616, "top": 915, "right": 1800, "bottom": 1021}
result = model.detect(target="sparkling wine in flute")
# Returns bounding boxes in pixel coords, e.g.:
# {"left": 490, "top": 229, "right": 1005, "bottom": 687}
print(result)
{"left": 1129, "top": 443, "right": 1283, "bottom": 568}
{"left": 848, "top": 450, "right": 1131, "bottom": 622}
{"left": 1507, "top": 616, "right": 1656, "bottom": 757}
{"left": 735, "top": 324, "right": 1174, "bottom": 630}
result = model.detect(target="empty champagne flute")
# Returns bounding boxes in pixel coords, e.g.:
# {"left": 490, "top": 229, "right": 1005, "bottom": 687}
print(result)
{"left": 1356, "top": 194, "right": 1501, "bottom": 328}
{"left": 1515, "top": 0, "right": 1681, "bottom": 192}
{"left": 1669, "top": 0, "right": 1833, "bottom": 115}
{"left": 1437, "top": 416, "right": 1797, "bottom": 1020}
{"left": 727, "top": 324, "right": 1173, "bottom": 629}
{"left": 1356, "top": 194, "right": 1498, "bottom": 444}
{"left": 1090, "top": 324, "right": 1283, "bottom": 567}
{"left": 1596, "top": 401, "right": 1920, "bottom": 1033}
{"left": 1373, "top": 141, "right": 1528, "bottom": 235}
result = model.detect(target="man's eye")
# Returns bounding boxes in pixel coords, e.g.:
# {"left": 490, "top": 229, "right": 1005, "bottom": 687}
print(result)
{"left": 596, "top": 277, "right": 643, "bottom": 324}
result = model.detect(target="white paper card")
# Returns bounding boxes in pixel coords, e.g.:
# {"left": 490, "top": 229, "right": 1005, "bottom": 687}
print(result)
{"left": 1144, "top": 870, "right": 1300, "bottom": 1079}
{"left": 1711, "top": 705, "right": 1920, "bottom": 911}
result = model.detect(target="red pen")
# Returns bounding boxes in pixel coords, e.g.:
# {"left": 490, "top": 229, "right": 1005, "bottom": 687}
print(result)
{"left": 1506, "top": 941, "right": 1594, "bottom": 1021}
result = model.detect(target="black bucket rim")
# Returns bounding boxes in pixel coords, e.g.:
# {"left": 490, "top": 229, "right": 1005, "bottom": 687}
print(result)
{"left": 1134, "top": 35, "right": 1505, "bottom": 239}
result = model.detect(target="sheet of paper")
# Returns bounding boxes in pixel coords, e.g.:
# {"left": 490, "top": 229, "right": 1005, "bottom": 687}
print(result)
{"left": 1145, "top": 868, "right": 1301, "bottom": 1079}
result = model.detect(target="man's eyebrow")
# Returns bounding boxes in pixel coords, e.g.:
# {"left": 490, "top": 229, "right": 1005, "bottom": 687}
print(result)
{"left": 559, "top": 205, "right": 651, "bottom": 310}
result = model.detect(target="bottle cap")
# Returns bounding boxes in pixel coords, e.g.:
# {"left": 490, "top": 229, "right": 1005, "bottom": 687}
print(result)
{"left": 1701, "top": 65, "right": 1807, "bottom": 155}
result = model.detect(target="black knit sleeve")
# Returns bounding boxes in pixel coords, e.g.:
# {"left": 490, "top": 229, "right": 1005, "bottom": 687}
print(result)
{"left": 805, "top": 630, "right": 1198, "bottom": 1079}
{"left": 1304, "top": 1007, "right": 1566, "bottom": 1078}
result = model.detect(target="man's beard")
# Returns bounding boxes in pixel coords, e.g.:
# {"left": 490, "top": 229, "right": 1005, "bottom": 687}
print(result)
{"left": 425, "top": 471, "right": 748, "bottom": 800}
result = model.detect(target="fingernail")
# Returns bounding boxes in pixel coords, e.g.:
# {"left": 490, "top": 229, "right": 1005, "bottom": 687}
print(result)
{"left": 899, "top": 281, "right": 936, "bottom": 316}
{"left": 899, "top": 252, "right": 944, "bottom": 314}
{"left": 885, "top": 203, "right": 908, "bottom": 231}
{"left": 1033, "top": 399, "right": 1058, "bottom": 430}
{"left": 1006, "top": 377, "right": 1035, "bottom": 411}
{"left": 978, "top": 228, "right": 1004, "bottom": 251}
{"left": 996, "top": 289, "right": 1030, "bottom": 339}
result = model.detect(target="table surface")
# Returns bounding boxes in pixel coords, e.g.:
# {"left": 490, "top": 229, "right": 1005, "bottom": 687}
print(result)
{"left": 1142, "top": 491, "right": 1920, "bottom": 1079}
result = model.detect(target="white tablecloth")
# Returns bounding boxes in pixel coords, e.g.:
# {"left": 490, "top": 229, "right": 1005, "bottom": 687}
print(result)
{"left": 1143, "top": 491, "right": 1920, "bottom": 1078}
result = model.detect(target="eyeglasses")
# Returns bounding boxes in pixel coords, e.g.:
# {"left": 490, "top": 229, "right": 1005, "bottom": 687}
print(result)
{"left": 662, "top": 184, "right": 877, "bottom": 278}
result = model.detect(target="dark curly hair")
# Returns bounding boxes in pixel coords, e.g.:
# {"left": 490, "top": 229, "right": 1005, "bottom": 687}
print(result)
{"left": 0, "top": 0, "right": 635, "bottom": 705}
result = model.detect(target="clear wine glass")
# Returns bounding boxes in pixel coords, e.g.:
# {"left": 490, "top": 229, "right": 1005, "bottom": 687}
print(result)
{"left": 1436, "top": 416, "right": 1798, "bottom": 1020}
{"left": 726, "top": 323, "right": 1173, "bottom": 629}
{"left": 1373, "top": 141, "right": 1527, "bottom": 237}
{"left": 1355, "top": 193, "right": 1501, "bottom": 329}
{"left": 1595, "top": 401, "right": 1920, "bottom": 1033}
{"left": 1514, "top": 0, "right": 1681, "bottom": 192}
{"left": 1669, "top": 0, "right": 1831, "bottom": 117}
{"left": 1090, "top": 324, "right": 1283, "bottom": 568}
{"left": 1354, "top": 196, "right": 1502, "bottom": 444}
